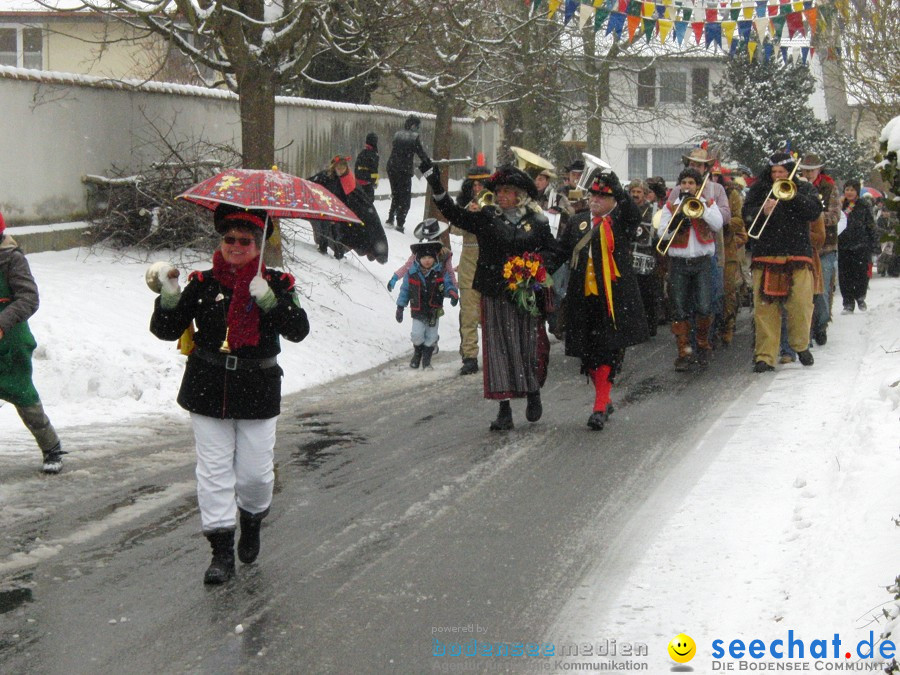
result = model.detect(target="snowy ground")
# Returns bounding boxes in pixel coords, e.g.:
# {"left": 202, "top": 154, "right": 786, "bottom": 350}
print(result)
{"left": 2, "top": 189, "right": 900, "bottom": 671}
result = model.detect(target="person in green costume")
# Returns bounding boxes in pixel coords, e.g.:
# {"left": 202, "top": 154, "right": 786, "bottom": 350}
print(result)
{"left": 0, "top": 211, "right": 64, "bottom": 474}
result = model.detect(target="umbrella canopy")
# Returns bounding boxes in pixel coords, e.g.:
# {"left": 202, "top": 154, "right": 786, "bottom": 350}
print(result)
{"left": 860, "top": 187, "right": 884, "bottom": 200}
{"left": 177, "top": 167, "right": 363, "bottom": 224}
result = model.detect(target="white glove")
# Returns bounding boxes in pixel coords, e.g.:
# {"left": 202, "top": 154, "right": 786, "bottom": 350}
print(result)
{"left": 158, "top": 265, "right": 180, "bottom": 296}
{"left": 249, "top": 275, "right": 277, "bottom": 312}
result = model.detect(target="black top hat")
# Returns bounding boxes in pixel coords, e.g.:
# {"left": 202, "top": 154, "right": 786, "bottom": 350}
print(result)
{"left": 466, "top": 166, "right": 492, "bottom": 180}
{"left": 566, "top": 159, "right": 586, "bottom": 173}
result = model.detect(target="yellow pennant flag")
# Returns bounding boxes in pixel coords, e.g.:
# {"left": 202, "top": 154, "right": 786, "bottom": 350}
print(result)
{"left": 665, "top": 5, "right": 674, "bottom": 19}
{"left": 748, "top": 41, "right": 758, "bottom": 62}
{"left": 743, "top": 5, "right": 753, "bottom": 19}
{"left": 658, "top": 19, "right": 673, "bottom": 43}
{"left": 722, "top": 20, "right": 737, "bottom": 48}
{"left": 548, "top": 0, "right": 561, "bottom": 19}
{"left": 792, "top": 1, "right": 803, "bottom": 11}
{"left": 642, "top": 1, "right": 654, "bottom": 17}
{"left": 835, "top": 0, "right": 849, "bottom": 20}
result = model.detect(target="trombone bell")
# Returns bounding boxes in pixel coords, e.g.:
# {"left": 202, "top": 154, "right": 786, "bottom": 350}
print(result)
{"left": 681, "top": 197, "right": 705, "bottom": 220}
{"left": 575, "top": 152, "right": 612, "bottom": 194}
{"left": 477, "top": 190, "right": 495, "bottom": 209}
{"left": 510, "top": 146, "right": 555, "bottom": 179}
{"left": 772, "top": 179, "right": 797, "bottom": 201}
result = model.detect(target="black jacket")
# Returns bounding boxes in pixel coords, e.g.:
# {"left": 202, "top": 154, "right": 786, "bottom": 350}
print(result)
{"left": 839, "top": 199, "right": 878, "bottom": 253}
{"left": 560, "top": 200, "right": 650, "bottom": 358}
{"left": 354, "top": 145, "right": 379, "bottom": 185}
{"left": 150, "top": 268, "right": 309, "bottom": 419}
{"left": 386, "top": 129, "right": 429, "bottom": 176}
{"left": 433, "top": 194, "right": 560, "bottom": 297}
{"left": 742, "top": 179, "right": 822, "bottom": 259}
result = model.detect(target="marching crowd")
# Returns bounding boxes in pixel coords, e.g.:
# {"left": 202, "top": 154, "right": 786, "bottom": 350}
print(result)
{"left": 0, "top": 118, "right": 888, "bottom": 586}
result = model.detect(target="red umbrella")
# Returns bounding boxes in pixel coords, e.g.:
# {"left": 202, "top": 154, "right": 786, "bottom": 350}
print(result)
{"left": 177, "top": 166, "right": 363, "bottom": 275}
{"left": 861, "top": 187, "right": 884, "bottom": 199}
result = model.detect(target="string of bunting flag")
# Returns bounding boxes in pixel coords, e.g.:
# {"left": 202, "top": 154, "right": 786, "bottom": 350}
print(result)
{"left": 530, "top": 0, "right": 846, "bottom": 63}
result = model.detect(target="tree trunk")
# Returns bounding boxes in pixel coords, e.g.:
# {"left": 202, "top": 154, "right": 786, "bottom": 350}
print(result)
{"left": 424, "top": 99, "right": 456, "bottom": 226}
{"left": 237, "top": 64, "right": 282, "bottom": 266}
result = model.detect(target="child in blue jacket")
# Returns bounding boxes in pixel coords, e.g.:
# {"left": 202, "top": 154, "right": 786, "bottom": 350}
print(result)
{"left": 395, "top": 240, "right": 458, "bottom": 369}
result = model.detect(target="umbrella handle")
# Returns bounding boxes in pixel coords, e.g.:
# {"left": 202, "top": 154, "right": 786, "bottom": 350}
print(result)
{"left": 256, "top": 215, "right": 269, "bottom": 277}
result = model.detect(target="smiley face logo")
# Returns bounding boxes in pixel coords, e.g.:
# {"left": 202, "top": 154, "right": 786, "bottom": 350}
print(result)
{"left": 667, "top": 634, "right": 696, "bottom": 663}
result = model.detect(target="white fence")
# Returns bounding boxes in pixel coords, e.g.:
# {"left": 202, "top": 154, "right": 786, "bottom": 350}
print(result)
{"left": 0, "top": 66, "right": 499, "bottom": 224}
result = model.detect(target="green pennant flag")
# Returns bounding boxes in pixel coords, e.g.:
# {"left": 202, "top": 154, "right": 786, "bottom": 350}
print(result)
{"left": 533, "top": 0, "right": 542, "bottom": 12}
{"left": 772, "top": 13, "right": 787, "bottom": 40}
{"left": 778, "top": 3, "right": 791, "bottom": 15}
{"left": 594, "top": 7, "right": 611, "bottom": 31}
{"left": 643, "top": 17, "right": 656, "bottom": 41}
{"left": 682, "top": 7, "right": 692, "bottom": 21}
{"left": 730, "top": 7, "right": 740, "bottom": 20}
{"left": 628, "top": 0, "right": 641, "bottom": 15}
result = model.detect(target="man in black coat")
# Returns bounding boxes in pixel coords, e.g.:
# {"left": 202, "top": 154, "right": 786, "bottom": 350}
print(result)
{"left": 386, "top": 115, "right": 430, "bottom": 233}
{"left": 559, "top": 171, "right": 649, "bottom": 430}
{"left": 354, "top": 132, "right": 379, "bottom": 203}
{"left": 741, "top": 152, "right": 823, "bottom": 372}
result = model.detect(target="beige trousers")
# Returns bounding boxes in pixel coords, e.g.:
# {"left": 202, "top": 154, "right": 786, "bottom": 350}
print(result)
{"left": 752, "top": 267, "right": 814, "bottom": 366}
{"left": 458, "top": 286, "right": 482, "bottom": 359}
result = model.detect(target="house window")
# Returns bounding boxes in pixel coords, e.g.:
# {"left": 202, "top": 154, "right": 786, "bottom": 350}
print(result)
{"left": 658, "top": 71, "right": 687, "bottom": 104}
{"left": 0, "top": 26, "right": 43, "bottom": 69}
{"left": 637, "top": 67, "right": 655, "bottom": 108}
{"left": 692, "top": 67, "right": 709, "bottom": 104}
{"left": 652, "top": 146, "right": 694, "bottom": 183}
{"left": 628, "top": 147, "right": 649, "bottom": 180}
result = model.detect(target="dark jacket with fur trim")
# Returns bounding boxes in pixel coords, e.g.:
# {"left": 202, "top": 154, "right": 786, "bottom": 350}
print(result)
{"left": 150, "top": 268, "right": 309, "bottom": 419}
{"left": 432, "top": 195, "right": 561, "bottom": 297}
{"left": 742, "top": 179, "right": 823, "bottom": 259}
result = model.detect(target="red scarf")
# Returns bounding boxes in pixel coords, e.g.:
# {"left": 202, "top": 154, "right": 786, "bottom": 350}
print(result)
{"left": 211, "top": 250, "right": 261, "bottom": 350}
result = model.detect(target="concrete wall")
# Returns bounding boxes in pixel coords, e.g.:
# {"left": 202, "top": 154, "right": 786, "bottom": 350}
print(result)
{"left": 0, "top": 65, "right": 498, "bottom": 225}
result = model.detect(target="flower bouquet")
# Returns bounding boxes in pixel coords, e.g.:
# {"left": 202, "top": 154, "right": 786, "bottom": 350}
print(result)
{"left": 502, "top": 252, "right": 553, "bottom": 317}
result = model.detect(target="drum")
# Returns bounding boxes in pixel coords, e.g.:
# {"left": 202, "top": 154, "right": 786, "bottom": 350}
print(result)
{"left": 632, "top": 251, "right": 656, "bottom": 275}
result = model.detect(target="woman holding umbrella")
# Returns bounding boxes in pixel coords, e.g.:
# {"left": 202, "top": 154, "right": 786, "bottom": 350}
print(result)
{"left": 149, "top": 204, "right": 309, "bottom": 585}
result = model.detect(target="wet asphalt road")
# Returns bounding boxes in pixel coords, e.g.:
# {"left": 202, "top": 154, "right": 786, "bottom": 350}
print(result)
{"left": 0, "top": 317, "right": 758, "bottom": 674}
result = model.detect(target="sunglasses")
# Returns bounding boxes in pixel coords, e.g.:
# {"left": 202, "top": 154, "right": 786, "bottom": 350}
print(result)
{"left": 223, "top": 235, "right": 255, "bottom": 246}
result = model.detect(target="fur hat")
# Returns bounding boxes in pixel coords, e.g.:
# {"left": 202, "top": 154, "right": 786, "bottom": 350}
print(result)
{"left": 410, "top": 240, "right": 442, "bottom": 260}
{"left": 565, "top": 159, "right": 585, "bottom": 173}
{"left": 767, "top": 152, "right": 796, "bottom": 172}
{"left": 466, "top": 166, "right": 492, "bottom": 181}
{"left": 413, "top": 218, "right": 449, "bottom": 241}
{"left": 365, "top": 132, "right": 378, "bottom": 148}
{"left": 588, "top": 175, "right": 615, "bottom": 196}
{"left": 213, "top": 204, "right": 273, "bottom": 240}
{"left": 0, "top": 211, "right": 5, "bottom": 236}
{"left": 485, "top": 165, "right": 538, "bottom": 200}
{"left": 798, "top": 153, "right": 824, "bottom": 170}
{"left": 682, "top": 148, "right": 715, "bottom": 165}
{"left": 404, "top": 115, "right": 421, "bottom": 131}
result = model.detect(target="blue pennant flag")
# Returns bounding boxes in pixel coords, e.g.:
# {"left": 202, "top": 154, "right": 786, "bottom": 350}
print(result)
{"left": 674, "top": 20, "right": 688, "bottom": 45}
{"left": 564, "top": 0, "right": 579, "bottom": 24}
{"left": 764, "top": 42, "right": 774, "bottom": 62}
{"left": 737, "top": 20, "right": 753, "bottom": 42}
{"left": 780, "top": 46, "right": 789, "bottom": 64}
{"left": 755, "top": 0, "right": 767, "bottom": 17}
{"left": 705, "top": 22, "right": 722, "bottom": 50}
{"left": 801, "top": 46, "right": 809, "bottom": 64}
{"left": 606, "top": 12, "right": 627, "bottom": 38}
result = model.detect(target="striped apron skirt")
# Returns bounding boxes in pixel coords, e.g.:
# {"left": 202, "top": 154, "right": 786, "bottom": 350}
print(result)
{"left": 480, "top": 294, "right": 550, "bottom": 400}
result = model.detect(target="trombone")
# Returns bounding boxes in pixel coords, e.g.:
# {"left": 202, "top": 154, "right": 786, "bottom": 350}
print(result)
{"left": 656, "top": 173, "right": 710, "bottom": 255}
{"left": 747, "top": 161, "right": 800, "bottom": 239}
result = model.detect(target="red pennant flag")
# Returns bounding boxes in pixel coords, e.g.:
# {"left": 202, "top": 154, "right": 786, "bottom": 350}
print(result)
{"left": 618, "top": 0, "right": 627, "bottom": 11}
{"left": 706, "top": 8, "right": 718, "bottom": 21}
{"left": 767, "top": 4, "right": 778, "bottom": 15}
{"left": 692, "top": 21, "right": 704, "bottom": 43}
{"left": 804, "top": 7, "right": 817, "bottom": 34}
{"left": 786, "top": 11, "right": 804, "bottom": 37}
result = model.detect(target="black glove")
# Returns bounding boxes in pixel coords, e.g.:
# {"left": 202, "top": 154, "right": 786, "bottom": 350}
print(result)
{"left": 449, "top": 290, "right": 459, "bottom": 307}
{"left": 395, "top": 306, "right": 404, "bottom": 323}
{"left": 420, "top": 158, "right": 444, "bottom": 194}
{"left": 606, "top": 171, "right": 626, "bottom": 199}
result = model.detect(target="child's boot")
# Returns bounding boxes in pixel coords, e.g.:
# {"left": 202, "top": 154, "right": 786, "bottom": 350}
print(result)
{"left": 410, "top": 344, "right": 424, "bottom": 368}
{"left": 421, "top": 345, "right": 435, "bottom": 369}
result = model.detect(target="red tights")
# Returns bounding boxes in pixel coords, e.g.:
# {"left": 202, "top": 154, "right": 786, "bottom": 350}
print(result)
{"left": 590, "top": 365, "right": 612, "bottom": 412}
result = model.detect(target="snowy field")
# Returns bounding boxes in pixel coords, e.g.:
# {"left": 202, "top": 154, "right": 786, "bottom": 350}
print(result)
{"left": 2, "top": 189, "right": 900, "bottom": 670}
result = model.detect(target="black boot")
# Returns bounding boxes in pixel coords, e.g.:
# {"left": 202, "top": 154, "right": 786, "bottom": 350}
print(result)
{"left": 587, "top": 409, "right": 608, "bottom": 430}
{"left": 797, "top": 349, "right": 814, "bottom": 367}
{"left": 203, "top": 529, "right": 235, "bottom": 585}
{"left": 410, "top": 345, "right": 424, "bottom": 369}
{"left": 237, "top": 507, "right": 268, "bottom": 564}
{"left": 459, "top": 358, "right": 479, "bottom": 376}
{"left": 41, "top": 443, "right": 67, "bottom": 475}
{"left": 421, "top": 345, "right": 435, "bottom": 369}
{"left": 490, "top": 400, "right": 513, "bottom": 431}
{"left": 525, "top": 391, "right": 543, "bottom": 422}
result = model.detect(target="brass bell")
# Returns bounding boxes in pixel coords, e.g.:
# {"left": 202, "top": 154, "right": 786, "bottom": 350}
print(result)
{"left": 219, "top": 327, "right": 231, "bottom": 354}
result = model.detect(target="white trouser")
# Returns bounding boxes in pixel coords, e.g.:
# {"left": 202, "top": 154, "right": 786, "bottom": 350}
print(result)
{"left": 190, "top": 414, "right": 277, "bottom": 532}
